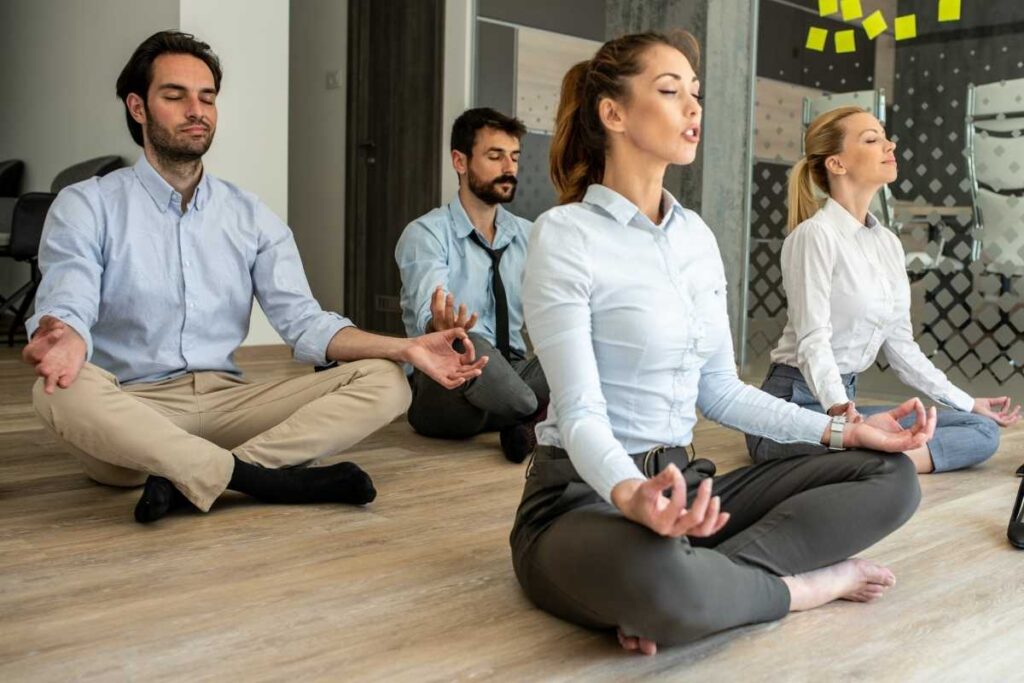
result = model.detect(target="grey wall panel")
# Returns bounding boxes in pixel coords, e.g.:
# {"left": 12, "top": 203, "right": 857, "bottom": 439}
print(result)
{"left": 475, "top": 20, "right": 517, "bottom": 117}
{"left": 478, "top": 0, "right": 606, "bottom": 41}
{"left": 507, "top": 132, "right": 557, "bottom": 222}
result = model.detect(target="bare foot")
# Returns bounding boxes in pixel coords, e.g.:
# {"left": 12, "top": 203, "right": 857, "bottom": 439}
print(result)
{"left": 617, "top": 628, "right": 657, "bottom": 656}
{"left": 782, "top": 558, "right": 896, "bottom": 612}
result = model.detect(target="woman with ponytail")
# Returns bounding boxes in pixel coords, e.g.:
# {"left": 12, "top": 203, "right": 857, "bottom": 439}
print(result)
{"left": 511, "top": 33, "right": 937, "bottom": 654}
{"left": 747, "top": 106, "right": 1019, "bottom": 472}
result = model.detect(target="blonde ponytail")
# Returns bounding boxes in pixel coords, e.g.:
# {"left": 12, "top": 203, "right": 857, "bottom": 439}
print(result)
{"left": 787, "top": 105, "right": 864, "bottom": 232}
{"left": 786, "top": 158, "right": 820, "bottom": 232}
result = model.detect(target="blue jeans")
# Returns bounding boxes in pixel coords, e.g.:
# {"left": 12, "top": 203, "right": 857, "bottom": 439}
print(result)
{"left": 745, "top": 363, "right": 1000, "bottom": 472}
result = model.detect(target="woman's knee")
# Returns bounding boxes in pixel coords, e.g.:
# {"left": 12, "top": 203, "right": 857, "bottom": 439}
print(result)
{"left": 931, "top": 413, "right": 1001, "bottom": 471}
{"left": 970, "top": 414, "right": 1001, "bottom": 459}
{"left": 873, "top": 452, "right": 921, "bottom": 527}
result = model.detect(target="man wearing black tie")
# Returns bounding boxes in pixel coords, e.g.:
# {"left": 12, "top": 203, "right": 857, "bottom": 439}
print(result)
{"left": 395, "top": 108, "right": 548, "bottom": 463}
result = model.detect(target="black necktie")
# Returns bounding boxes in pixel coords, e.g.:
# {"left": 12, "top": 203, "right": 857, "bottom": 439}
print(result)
{"left": 469, "top": 231, "right": 511, "bottom": 361}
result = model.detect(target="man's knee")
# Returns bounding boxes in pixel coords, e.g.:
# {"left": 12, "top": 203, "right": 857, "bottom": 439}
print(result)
{"left": 32, "top": 363, "right": 112, "bottom": 430}
{"left": 353, "top": 359, "right": 411, "bottom": 419}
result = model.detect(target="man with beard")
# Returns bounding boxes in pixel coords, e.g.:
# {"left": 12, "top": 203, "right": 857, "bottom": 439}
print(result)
{"left": 395, "top": 108, "right": 549, "bottom": 463}
{"left": 23, "top": 31, "right": 485, "bottom": 524}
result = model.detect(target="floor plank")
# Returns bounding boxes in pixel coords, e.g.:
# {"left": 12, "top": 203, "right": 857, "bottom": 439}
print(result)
{"left": 1, "top": 348, "right": 1021, "bottom": 681}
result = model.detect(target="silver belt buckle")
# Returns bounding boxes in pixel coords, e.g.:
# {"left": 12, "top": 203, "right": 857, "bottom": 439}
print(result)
{"left": 643, "top": 445, "right": 667, "bottom": 477}
{"left": 642, "top": 444, "right": 697, "bottom": 477}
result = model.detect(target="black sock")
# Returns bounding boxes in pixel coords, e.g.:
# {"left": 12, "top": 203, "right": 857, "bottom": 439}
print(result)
{"left": 134, "top": 476, "right": 197, "bottom": 524}
{"left": 227, "top": 456, "right": 377, "bottom": 505}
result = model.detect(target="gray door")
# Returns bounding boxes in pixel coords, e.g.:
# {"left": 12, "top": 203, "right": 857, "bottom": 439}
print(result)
{"left": 345, "top": 0, "right": 444, "bottom": 334}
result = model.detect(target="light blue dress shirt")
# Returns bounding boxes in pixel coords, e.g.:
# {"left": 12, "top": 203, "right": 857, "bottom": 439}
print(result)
{"left": 523, "top": 184, "right": 832, "bottom": 504}
{"left": 395, "top": 195, "right": 531, "bottom": 357}
{"left": 27, "top": 155, "right": 353, "bottom": 385}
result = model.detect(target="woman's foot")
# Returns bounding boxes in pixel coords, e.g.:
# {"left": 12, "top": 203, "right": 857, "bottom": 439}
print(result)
{"left": 617, "top": 628, "right": 657, "bottom": 656}
{"left": 782, "top": 558, "right": 896, "bottom": 611}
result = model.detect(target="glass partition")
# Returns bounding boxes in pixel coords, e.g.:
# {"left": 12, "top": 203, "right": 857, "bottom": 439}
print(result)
{"left": 744, "top": 0, "right": 1024, "bottom": 399}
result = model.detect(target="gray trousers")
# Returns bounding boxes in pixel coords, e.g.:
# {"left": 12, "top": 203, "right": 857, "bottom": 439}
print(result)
{"left": 407, "top": 333, "right": 549, "bottom": 438}
{"left": 746, "top": 363, "right": 1000, "bottom": 472}
{"left": 510, "top": 444, "right": 920, "bottom": 646}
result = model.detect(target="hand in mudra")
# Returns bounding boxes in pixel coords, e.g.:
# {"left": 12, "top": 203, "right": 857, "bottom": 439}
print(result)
{"left": 404, "top": 327, "right": 488, "bottom": 389}
{"left": 611, "top": 465, "right": 730, "bottom": 539}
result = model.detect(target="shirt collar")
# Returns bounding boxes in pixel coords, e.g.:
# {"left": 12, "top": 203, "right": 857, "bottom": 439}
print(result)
{"left": 583, "top": 184, "right": 686, "bottom": 230}
{"left": 823, "top": 197, "right": 879, "bottom": 237}
{"left": 133, "top": 153, "right": 211, "bottom": 213}
{"left": 447, "top": 194, "right": 519, "bottom": 247}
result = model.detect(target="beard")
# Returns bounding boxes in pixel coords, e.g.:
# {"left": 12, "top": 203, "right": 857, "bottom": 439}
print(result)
{"left": 145, "top": 113, "right": 215, "bottom": 165}
{"left": 467, "top": 168, "right": 518, "bottom": 205}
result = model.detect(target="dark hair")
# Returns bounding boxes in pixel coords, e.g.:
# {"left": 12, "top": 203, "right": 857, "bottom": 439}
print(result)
{"left": 115, "top": 30, "right": 223, "bottom": 146}
{"left": 450, "top": 107, "right": 527, "bottom": 157}
{"left": 550, "top": 30, "right": 700, "bottom": 204}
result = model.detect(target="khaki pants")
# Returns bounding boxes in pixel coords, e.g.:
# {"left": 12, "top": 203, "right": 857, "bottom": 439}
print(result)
{"left": 32, "top": 360, "right": 412, "bottom": 511}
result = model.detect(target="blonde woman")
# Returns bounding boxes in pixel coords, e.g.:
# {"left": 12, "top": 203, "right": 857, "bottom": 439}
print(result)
{"left": 511, "top": 33, "right": 937, "bottom": 655}
{"left": 747, "top": 106, "right": 1020, "bottom": 473}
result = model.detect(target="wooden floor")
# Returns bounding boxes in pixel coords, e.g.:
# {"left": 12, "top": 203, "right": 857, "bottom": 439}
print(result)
{"left": 2, "top": 347, "right": 1023, "bottom": 682}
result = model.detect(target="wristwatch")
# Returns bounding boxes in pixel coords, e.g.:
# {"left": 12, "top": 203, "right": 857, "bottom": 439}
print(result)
{"left": 828, "top": 414, "right": 847, "bottom": 451}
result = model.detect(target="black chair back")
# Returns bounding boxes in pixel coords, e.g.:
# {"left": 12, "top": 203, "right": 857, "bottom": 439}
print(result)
{"left": 51, "top": 155, "right": 123, "bottom": 193}
{"left": 10, "top": 192, "right": 56, "bottom": 262}
{"left": 0, "top": 160, "right": 25, "bottom": 197}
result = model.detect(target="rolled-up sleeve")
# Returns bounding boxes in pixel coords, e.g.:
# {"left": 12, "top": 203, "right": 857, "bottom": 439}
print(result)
{"left": 523, "top": 217, "right": 643, "bottom": 505}
{"left": 27, "top": 186, "right": 103, "bottom": 360}
{"left": 251, "top": 203, "right": 353, "bottom": 364}
{"left": 395, "top": 220, "right": 450, "bottom": 337}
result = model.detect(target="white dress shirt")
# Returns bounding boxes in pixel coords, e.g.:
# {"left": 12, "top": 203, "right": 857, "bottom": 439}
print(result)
{"left": 770, "top": 198, "right": 974, "bottom": 413}
{"left": 524, "top": 185, "right": 831, "bottom": 504}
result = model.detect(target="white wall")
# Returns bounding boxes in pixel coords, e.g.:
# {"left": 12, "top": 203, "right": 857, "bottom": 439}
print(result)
{"left": 441, "top": 0, "right": 476, "bottom": 202}
{"left": 0, "top": 0, "right": 178, "bottom": 298}
{"left": 288, "top": 0, "right": 347, "bottom": 315}
{"left": 180, "top": 0, "right": 289, "bottom": 346}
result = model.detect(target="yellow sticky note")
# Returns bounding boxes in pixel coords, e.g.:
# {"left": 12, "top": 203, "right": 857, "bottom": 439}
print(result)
{"left": 938, "top": 0, "right": 961, "bottom": 22}
{"left": 840, "top": 0, "right": 863, "bottom": 21}
{"left": 835, "top": 29, "right": 856, "bottom": 53}
{"left": 862, "top": 10, "right": 888, "bottom": 39}
{"left": 806, "top": 26, "right": 829, "bottom": 51}
{"left": 818, "top": 0, "right": 839, "bottom": 16}
{"left": 894, "top": 14, "right": 917, "bottom": 40}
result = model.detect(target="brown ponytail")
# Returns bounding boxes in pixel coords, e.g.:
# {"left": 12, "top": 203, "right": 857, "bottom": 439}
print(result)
{"left": 787, "top": 105, "right": 864, "bottom": 232}
{"left": 549, "top": 30, "right": 700, "bottom": 205}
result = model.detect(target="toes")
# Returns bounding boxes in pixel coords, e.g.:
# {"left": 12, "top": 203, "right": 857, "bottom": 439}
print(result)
{"left": 617, "top": 630, "right": 639, "bottom": 651}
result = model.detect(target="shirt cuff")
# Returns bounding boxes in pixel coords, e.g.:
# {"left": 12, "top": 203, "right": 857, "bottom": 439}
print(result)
{"left": 796, "top": 410, "right": 832, "bottom": 446}
{"left": 293, "top": 313, "right": 356, "bottom": 365}
{"left": 942, "top": 385, "right": 975, "bottom": 413}
{"left": 590, "top": 457, "right": 647, "bottom": 507}
{"left": 819, "top": 382, "right": 851, "bottom": 413}
{"left": 26, "top": 310, "right": 94, "bottom": 361}
{"left": 416, "top": 307, "right": 433, "bottom": 336}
